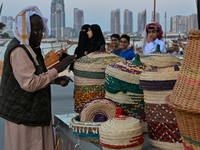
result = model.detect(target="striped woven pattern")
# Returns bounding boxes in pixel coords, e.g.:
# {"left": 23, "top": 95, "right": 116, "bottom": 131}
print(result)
{"left": 99, "top": 115, "right": 144, "bottom": 149}
{"left": 80, "top": 98, "right": 117, "bottom": 122}
{"left": 74, "top": 85, "right": 105, "bottom": 113}
{"left": 70, "top": 115, "right": 102, "bottom": 143}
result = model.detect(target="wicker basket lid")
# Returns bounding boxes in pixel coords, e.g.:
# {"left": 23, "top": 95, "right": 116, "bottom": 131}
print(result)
{"left": 99, "top": 107, "right": 144, "bottom": 148}
{"left": 105, "top": 53, "right": 151, "bottom": 85}
{"left": 139, "top": 65, "right": 180, "bottom": 91}
{"left": 140, "top": 53, "right": 181, "bottom": 67}
{"left": 74, "top": 52, "right": 125, "bottom": 79}
{"left": 80, "top": 98, "right": 117, "bottom": 122}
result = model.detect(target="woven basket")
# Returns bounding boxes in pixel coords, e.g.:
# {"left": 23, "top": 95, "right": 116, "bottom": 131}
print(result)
{"left": 74, "top": 52, "right": 124, "bottom": 113}
{"left": 166, "top": 95, "right": 200, "bottom": 150}
{"left": 140, "top": 66, "right": 183, "bottom": 149}
{"left": 80, "top": 98, "right": 117, "bottom": 122}
{"left": 168, "top": 30, "right": 200, "bottom": 111}
{"left": 69, "top": 115, "right": 102, "bottom": 143}
{"left": 104, "top": 54, "right": 150, "bottom": 133}
{"left": 99, "top": 107, "right": 144, "bottom": 150}
{"left": 139, "top": 65, "right": 180, "bottom": 90}
{"left": 140, "top": 53, "right": 181, "bottom": 67}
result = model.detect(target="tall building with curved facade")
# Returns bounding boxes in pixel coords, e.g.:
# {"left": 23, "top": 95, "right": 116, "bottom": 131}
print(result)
{"left": 123, "top": 9, "right": 133, "bottom": 34}
{"left": 111, "top": 9, "right": 120, "bottom": 34}
{"left": 51, "top": 0, "right": 65, "bottom": 37}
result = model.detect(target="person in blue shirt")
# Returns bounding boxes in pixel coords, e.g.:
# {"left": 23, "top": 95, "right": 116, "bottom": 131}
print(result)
{"left": 119, "top": 34, "right": 135, "bottom": 60}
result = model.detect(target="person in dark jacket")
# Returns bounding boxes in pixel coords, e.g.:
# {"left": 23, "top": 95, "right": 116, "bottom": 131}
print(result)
{"left": 0, "top": 6, "right": 76, "bottom": 150}
{"left": 84, "top": 24, "right": 105, "bottom": 55}
{"left": 119, "top": 34, "right": 135, "bottom": 60}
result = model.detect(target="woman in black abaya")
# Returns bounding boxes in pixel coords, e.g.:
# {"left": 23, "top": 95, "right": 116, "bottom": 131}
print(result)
{"left": 59, "top": 24, "right": 90, "bottom": 72}
{"left": 84, "top": 24, "right": 105, "bottom": 55}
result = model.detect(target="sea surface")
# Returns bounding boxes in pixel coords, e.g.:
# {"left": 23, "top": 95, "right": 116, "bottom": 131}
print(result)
{"left": 0, "top": 40, "right": 77, "bottom": 61}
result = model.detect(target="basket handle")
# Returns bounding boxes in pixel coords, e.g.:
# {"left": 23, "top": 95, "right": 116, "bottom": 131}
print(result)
{"left": 132, "top": 53, "right": 144, "bottom": 66}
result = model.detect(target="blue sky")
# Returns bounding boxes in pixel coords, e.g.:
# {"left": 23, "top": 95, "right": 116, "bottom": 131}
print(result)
{"left": 1, "top": 0, "right": 197, "bottom": 32}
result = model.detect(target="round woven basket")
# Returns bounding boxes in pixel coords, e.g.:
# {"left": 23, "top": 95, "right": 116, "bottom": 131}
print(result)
{"left": 104, "top": 54, "right": 150, "bottom": 133}
{"left": 69, "top": 115, "right": 103, "bottom": 143}
{"left": 140, "top": 53, "right": 181, "bottom": 67}
{"left": 99, "top": 107, "right": 144, "bottom": 150}
{"left": 166, "top": 95, "right": 200, "bottom": 150}
{"left": 80, "top": 98, "right": 117, "bottom": 122}
{"left": 140, "top": 65, "right": 183, "bottom": 149}
{"left": 74, "top": 52, "right": 125, "bottom": 113}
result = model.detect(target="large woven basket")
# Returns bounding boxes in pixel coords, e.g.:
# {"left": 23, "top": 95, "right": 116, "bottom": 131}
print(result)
{"left": 74, "top": 52, "right": 124, "bottom": 113}
{"left": 99, "top": 107, "right": 144, "bottom": 150}
{"left": 140, "top": 53, "right": 181, "bottom": 67}
{"left": 80, "top": 98, "right": 117, "bottom": 122}
{"left": 104, "top": 54, "right": 151, "bottom": 132}
{"left": 166, "top": 96, "right": 200, "bottom": 150}
{"left": 139, "top": 65, "right": 183, "bottom": 150}
{"left": 169, "top": 30, "right": 200, "bottom": 111}
{"left": 69, "top": 115, "right": 103, "bottom": 143}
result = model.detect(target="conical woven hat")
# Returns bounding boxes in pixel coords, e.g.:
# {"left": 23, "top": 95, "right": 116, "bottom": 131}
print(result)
{"left": 169, "top": 30, "right": 200, "bottom": 112}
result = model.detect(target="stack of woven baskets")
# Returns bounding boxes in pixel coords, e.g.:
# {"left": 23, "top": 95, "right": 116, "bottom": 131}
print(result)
{"left": 99, "top": 107, "right": 144, "bottom": 150}
{"left": 140, "top": 65, "right": 183, "bottom": 149}
{"left": 70, "top": 98, "right": 117, "bottom": 142}
{"left": 104, "top": 54, "right": 151, "bottom": 132}
{"left": 74, "top": 52, "right": 124, "bottom": 113}
{"left": 166, "top": 30, "right": 200, "bottom": 150}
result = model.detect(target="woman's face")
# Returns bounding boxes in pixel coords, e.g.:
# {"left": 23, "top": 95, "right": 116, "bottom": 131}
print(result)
{"left": 87, "top": 28, "right": 93, "bottom": 38}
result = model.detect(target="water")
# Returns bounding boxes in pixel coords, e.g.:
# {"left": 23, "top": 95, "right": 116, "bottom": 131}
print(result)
{"left": 0, "top": 40, "right": 77, "bottom": 61}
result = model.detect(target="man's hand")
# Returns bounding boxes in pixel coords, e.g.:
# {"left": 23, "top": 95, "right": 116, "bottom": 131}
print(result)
{"left": 55, "top": 55, "right": 76, "bottom": 73}
{"left": 55, "top": 76, "right": 73, "bottom": 87}
{"left": 84, "top": 51, "right": 88, "bottom": 55}
{"left": 147, "top": 36, "right": 154, "bottom": 43}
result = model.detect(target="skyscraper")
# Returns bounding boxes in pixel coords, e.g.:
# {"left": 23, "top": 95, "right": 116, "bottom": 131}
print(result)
{"left": 50, "top": 0, "right": 65, "bottom": 37}
{"left": 137, "top": 10, "right": 146, "bottom": 35}
{"left": 74, "top": 8, "right": 84, "bottom": 36}
{"left": 123, "top": 9, "right": 133, "bottom": 34}
{"left": 1, "top": 16, "right": 7, "bottom": 24}
{"left": 151, "top": 11, "right": 160, "bottom": 23}
{"left": 170, "top": 15, "right": 188, "bottom": 33}
{"left": 110, "top": 9, "right": 120, "bottom": 34}
{"left": 188, "top": 13, "right": 198, "bottom": 31}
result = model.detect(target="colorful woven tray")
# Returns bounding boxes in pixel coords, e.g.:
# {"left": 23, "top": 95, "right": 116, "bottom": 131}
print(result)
{"left": 70, "top": 115, "right": 102, "bottom": 143}
{"left": 80, "top": 98, "right": 117, "bottom": 122}
{"left": 99, "top": 107, "right": 144, "bottom": 150}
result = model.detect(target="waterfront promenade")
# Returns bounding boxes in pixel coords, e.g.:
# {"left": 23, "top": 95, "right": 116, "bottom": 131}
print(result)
{"left": 0, "top": 72, "right": 159, "bottom": 150}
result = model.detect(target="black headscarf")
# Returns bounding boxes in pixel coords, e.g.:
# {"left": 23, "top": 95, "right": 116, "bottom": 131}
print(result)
{"left": 85, "top": 24, "right": 105, "bottom": 54}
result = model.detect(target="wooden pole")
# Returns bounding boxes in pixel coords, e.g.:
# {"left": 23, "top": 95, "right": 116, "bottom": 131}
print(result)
{"left": 118, "top": 11, "right": 120, "bottom": 35}
{"left": 165, "top": 12, "right": 167, "bottom": 49}
{"left": 197, "top": 0, "right": 200, "bottom": 29}
{"left": 154, "top": 0, "right": 156, "bottom": 22}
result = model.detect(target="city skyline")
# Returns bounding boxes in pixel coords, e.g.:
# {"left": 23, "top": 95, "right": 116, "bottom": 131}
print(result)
{"left": 0, "top": 0, "right": 198, "bottom": 33}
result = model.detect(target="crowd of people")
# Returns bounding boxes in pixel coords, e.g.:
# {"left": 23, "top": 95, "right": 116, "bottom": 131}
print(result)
{"left": 0, "top": 5, "right": 166, "bottom": 150}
